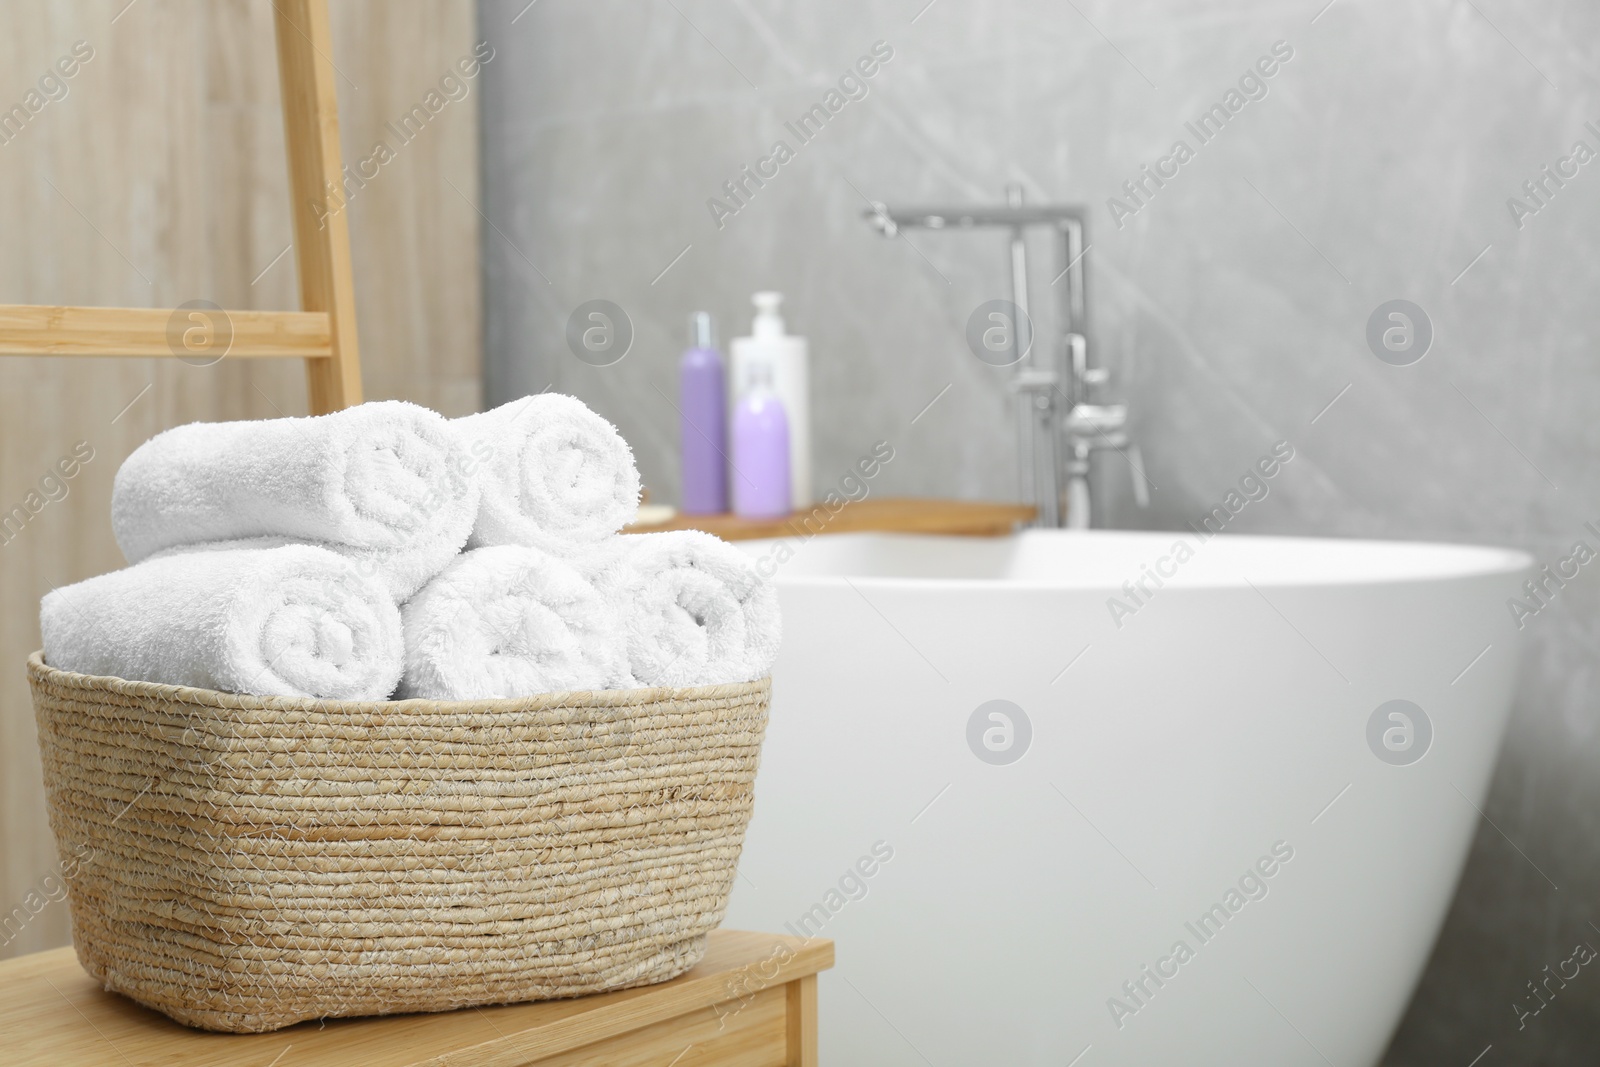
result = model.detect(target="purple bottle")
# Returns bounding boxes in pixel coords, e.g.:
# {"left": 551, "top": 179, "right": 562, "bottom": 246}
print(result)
{"left": 679, "top": 312, "right": 728, "bottom": 515}
{"left": 731, "top": 357, "right": 791, "bottom": 519}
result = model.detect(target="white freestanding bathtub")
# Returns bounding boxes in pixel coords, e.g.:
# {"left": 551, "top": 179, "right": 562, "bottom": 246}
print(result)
{"left": 726, "top": 529, "right": 1530, "bottom": 1067}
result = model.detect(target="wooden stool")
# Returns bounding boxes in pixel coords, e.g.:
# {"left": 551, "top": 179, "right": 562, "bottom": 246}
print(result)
{"left": 0, "top": 930, "right": 831, "bottom": 1066}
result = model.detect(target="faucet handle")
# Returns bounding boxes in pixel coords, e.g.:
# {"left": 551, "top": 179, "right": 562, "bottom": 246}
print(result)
{"left": 1062, "top": 402, "right": 1126, "bottom": 435}
{"left": 1008, "top": 369, "right": 1059, "bottom": 393}
{"left": 1081, "top": 366, "right": 1110, "bottom": 386}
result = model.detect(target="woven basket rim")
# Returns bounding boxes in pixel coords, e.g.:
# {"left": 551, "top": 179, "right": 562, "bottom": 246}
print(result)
{"left": 26, "top": 650, "right": 770, "bottom": 714}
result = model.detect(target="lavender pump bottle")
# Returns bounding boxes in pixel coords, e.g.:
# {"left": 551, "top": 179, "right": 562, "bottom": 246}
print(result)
{"left": 679, "top": 312, "right": 728, "bottom": 514}
{"left": 731, "top": 357, "right": 791, "bottom": 519}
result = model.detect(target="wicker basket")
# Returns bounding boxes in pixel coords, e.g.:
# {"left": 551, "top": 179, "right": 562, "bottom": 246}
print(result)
{"left": 27, "top": 651, "right": 770, "bottom": 1033}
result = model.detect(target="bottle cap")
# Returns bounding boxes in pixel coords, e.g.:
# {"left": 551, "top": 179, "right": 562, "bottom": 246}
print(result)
{"left": 752, "top": 291, "right": 785, "bottom": 338}
{"left": 688, "top": 311, "right": 715, "bottom": 349}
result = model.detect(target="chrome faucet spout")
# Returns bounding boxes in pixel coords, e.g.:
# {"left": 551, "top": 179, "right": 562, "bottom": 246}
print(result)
{"left": 864, "top": 201, "right": 1088, "bottom": 230}
{"left": 862, "top": 188, "right": 1129, "bottom": 528}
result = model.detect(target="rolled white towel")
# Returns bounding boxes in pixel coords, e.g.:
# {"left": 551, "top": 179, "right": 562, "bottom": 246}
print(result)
{"left": 41, "top": 545, "right": 403, "bottom": 700}
{"left": 112, "top": 400, "right": 479, "bottom": 601}
{"left": 456, "top": 394, "right": 640, "bottom": 553}
{"left": 398, "top": 545, "right": 628, "bottom": 699}
{"left": 589, "top": 530, "right": 781, "bottom": 687}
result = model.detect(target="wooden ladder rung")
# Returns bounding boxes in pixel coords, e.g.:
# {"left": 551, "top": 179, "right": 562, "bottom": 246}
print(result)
{"left": 0, "top": 305, "right": 331, "bottom": 359}
{"left": 0, "top": 0, "right": 361, "bottom": 410}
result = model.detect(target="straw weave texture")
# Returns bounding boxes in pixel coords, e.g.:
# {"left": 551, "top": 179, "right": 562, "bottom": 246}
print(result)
{"left": 27, "top": 651, "right": 769, "bottom": 1032}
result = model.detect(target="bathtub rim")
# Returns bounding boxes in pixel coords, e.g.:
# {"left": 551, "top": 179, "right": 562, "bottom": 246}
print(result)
{"left": 742, "top": 528, "right": 1534, "bottom": 592}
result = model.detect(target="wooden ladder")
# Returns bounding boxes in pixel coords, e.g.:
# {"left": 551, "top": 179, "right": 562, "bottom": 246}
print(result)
{"left": 0, "top": 0, "right": 360, "bottom": 415}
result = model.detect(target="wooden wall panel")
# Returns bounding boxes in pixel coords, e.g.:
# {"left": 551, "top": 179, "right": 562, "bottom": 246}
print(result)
{"left": 0, "top": 0, "right": 481, "bottom": 956}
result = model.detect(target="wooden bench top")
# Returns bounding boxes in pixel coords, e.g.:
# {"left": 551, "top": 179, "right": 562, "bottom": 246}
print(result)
{"left": 0, "top": 930, "right": 833, "bottom": 1066}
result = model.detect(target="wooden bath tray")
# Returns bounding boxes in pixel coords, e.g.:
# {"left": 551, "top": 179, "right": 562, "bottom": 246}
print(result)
{"left": 0, "top": 930, "right": 832, "bottom": 1066}
{"left": 629, "top": 495, "right": 1036, "bottom": 540}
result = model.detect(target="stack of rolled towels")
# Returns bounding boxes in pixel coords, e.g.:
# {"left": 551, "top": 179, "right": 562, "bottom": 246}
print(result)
{"left": 40, "top": 395, "right": 780, "bottom": 702}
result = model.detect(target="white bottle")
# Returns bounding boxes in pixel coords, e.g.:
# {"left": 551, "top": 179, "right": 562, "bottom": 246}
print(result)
{"left": 730, "top": 291, "right": 811, "bottom": 510}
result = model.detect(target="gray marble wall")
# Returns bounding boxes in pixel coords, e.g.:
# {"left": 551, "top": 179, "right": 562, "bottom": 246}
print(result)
{"left": 479, "top": 0, "right": 1600, "bottom": 1060}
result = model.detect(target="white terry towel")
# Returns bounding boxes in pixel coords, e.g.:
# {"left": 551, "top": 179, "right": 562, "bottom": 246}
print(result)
{"left": 589, "top": 530, "right": 781, "bottom": 688}
{"left": 111, "top": 400, "right": 479, "bottom": 601}
{"left": 456, "top": 394, "right": 641, "bottom": 553}
{"left": 397, "top": 545, "right": 628, "bottom": 699}
{"left": 41, "top": 544, "right": 403, "bottom": 700}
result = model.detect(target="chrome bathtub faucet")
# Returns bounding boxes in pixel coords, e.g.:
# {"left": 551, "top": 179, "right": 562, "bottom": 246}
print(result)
{"left": 863, "top": 184, "right": 1139, "bottom": 528}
